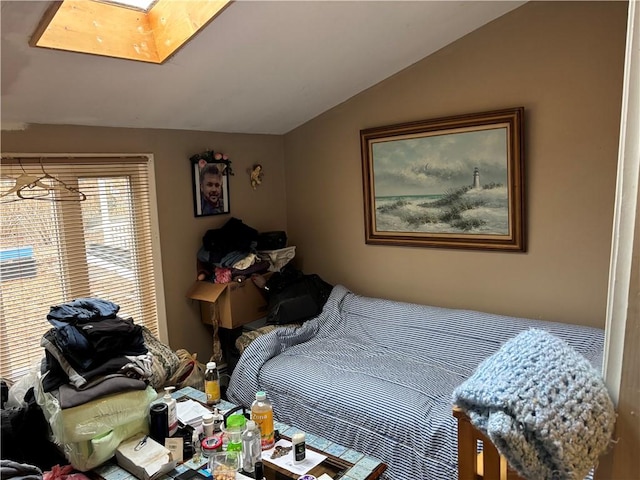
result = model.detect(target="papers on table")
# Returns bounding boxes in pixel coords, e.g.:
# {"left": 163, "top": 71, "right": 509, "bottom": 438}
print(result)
{"left": 261, "top": 439, "right": 327, "bottom": 476}
{"left": 176, "top": 399, "right": 211, "bottom": 429}
{"left": 115, "top": 433, "right": 177, "bottom": 480}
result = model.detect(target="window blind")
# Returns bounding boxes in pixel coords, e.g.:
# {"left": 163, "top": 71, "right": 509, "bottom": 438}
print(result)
{"left": 0, "top": 155, "right": 161, "bottom": 383}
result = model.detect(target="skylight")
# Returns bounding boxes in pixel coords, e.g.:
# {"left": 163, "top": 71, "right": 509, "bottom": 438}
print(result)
{"left": 99, "top": 0, "right": 158, "bottom": 12}
{"left": 30, "top": 0, "right": 232, "bottom": 64}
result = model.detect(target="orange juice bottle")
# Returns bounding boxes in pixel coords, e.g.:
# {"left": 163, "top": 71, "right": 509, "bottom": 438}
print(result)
{"left": 251, "top": 391, "right": 275, "bottom": 450}
{"left": 204, "top": 362, "right": 220, "bottom": 405}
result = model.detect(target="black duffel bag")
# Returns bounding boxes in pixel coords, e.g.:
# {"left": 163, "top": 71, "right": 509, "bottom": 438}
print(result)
{"left": 264, "top": 267, "right": 333, "bottom": 325}
{"left": 257, "top": 231, "right": 287, "bottom": 250}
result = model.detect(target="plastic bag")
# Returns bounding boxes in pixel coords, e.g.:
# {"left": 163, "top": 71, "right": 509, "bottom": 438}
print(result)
{"left": 166, "top": 349, "right": 206, "bottom": 390}
{"left": 6, "top": 362, "right": 40, "bottom": 408}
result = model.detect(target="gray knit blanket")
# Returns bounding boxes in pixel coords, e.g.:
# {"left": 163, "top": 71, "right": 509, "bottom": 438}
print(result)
{"left": 452, "top": 329, "right": 615, "bottom": 480}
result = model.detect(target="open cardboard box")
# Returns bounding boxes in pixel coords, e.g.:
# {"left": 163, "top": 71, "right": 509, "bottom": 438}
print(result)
{"left": 186, "top": 277, "right": 269, "bottom": 329}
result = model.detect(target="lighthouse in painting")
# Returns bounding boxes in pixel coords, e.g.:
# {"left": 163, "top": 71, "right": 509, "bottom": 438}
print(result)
{"left": 473, "top": 167, "right": 480, "bottom": 189}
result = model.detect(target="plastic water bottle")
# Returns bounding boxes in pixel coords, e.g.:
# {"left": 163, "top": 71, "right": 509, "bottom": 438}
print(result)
{"left": 241, "top": 420, "right": 262, "bottom": 473}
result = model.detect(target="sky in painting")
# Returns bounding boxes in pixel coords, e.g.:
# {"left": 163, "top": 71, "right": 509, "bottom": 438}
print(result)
{"left": 371, "top": 126, "right": 509, "bottom": 197}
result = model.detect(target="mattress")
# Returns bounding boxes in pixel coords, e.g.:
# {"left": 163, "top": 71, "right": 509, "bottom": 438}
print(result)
{"left": 227, "top": 285, "right": 605, "bottom": 480}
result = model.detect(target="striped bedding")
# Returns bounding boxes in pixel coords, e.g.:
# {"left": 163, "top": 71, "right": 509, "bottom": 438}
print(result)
{"left": 227, "top": 285, "right": 605, "bottom": 480}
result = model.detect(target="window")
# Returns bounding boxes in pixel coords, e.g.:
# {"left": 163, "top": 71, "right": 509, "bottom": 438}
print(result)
{"left": 30, "top": 0, "right": 233, "bottom": 64}
{"left": 0, "top": 155, "right": 165, "bottom": 383}
{"left": 103, "top": 0, "right": 157, "bottom": 11}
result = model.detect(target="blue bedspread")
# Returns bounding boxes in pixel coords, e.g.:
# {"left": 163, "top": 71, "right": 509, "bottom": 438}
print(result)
{"left": 227, "top": 285, "right": 605, "bottom": 480}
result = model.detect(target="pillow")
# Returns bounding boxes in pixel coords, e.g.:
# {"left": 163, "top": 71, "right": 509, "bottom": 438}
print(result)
{"left": 141, "top": 326, "right": 180, "bottom": 390}
{"left": 235, "top": 325, "right": 301, "bottom": 354}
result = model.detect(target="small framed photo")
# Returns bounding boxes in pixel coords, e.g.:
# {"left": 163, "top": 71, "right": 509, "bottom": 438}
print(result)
{"left": 190, "top": 153, "right": 231, "bottom": 217}
{"left": 361, "top": 107, "right": 525, "bottom": 251}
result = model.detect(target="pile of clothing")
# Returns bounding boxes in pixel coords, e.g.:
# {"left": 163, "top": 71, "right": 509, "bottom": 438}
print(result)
{"left": 40, "top": 298, "right": 152, "bottom": 402}
{"left": 35, "top": 298, "right": 157, "bottom": 471}
{"left": 1, "top": 380, "right": 67, "bottom": 472}
{"left": 196, "top": 217, "right": 287, "bottom": 283}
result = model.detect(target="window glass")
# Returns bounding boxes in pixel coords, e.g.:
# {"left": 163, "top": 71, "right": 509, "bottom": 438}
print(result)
{"left": 0, "top": 156, "right": 161, "bottom": 382}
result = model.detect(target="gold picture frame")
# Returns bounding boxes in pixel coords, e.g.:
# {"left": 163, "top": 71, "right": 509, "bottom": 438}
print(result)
{"left": 361, "top": 107, "right": 525, "bottom": 251}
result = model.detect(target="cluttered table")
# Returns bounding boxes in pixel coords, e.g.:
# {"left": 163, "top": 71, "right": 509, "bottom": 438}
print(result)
{"left": 90, "top": 386, "right": 386, "bottom": 480}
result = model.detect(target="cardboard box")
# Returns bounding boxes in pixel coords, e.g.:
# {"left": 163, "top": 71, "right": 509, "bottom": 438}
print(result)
{"left": 186, "top": 278, "right": 269, "bottom": 329}
{"left": 115, "top": 433, "right": 176, "bottom": 480}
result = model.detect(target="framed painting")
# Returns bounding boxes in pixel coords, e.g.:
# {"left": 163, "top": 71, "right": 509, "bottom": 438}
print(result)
{"left": 360, "top": 107, "right": 525, "bottom": 251}
{"left": 190, "top": 151, "right": 231, "bottom": 217}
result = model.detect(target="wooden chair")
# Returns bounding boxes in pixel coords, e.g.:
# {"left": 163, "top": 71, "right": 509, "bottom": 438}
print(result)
{"left": 453, "top": 406, "right": 526, "bottom": 480}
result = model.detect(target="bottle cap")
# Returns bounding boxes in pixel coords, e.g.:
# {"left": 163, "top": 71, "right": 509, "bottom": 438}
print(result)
{"left": 255, "top": 461, "right": 264, "bottom": 479}
{"left": 202, "top": 413, "right": 214, "bottom": 423}
{"left": 256, "top": 391, "right": 266, "bottom": 400}
{"left": 163, "top": 386, "right": 175, "bottom": 397}
{"left": 201, "top": 434, "right": 223, "bottom": 453}
{"left": 226, "top": 413, "right": 247, "bottom": 428}
{"left": 207, "top": 361, "right": 216, "bottom": 370}
{"left": 246, "top": 420, "right": 256, "bottom": 429}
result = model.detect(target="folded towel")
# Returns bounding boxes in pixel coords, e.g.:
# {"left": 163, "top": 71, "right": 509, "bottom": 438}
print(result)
{"left": 452, "top": 328, "right": 615, "bottom": 480}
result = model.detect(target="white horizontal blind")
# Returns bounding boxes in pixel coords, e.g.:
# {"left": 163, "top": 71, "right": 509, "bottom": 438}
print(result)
{"left": 0, "top": 156, "right": 160, "bottom": 383}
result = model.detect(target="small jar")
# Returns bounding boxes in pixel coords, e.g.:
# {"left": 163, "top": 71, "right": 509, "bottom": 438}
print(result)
{"left": 201, "top": 434, "right": 223, "bottom": 458}
{"left": 202, "top": 413, "right": 214, "bottom": 437}
{"left": 292, "top": 431, "right": 306, "bottom": 465}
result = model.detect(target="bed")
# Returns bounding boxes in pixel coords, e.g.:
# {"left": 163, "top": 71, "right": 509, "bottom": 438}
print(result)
{"left": 227, "top": 285, "right": 606, "bottom": 480}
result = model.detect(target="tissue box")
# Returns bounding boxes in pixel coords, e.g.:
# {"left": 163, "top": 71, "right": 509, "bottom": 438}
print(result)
{"left": 115, "top": 433, "right": 176, "bottom": 480}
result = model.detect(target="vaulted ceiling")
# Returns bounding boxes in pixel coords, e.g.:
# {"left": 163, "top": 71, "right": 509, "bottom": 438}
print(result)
{"left": 1, "top": 1, "right": 526, "bottom": 135}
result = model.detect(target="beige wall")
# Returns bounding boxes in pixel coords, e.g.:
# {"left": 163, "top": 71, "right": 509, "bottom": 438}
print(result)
{"left": 1, "top": 125, "right": 286, "bottom": 361}
{"left": 0, "top": 2, "right": 628, "bottom": 355}
{"left": 283, "top": 1, "right": 628, "bottom": 328}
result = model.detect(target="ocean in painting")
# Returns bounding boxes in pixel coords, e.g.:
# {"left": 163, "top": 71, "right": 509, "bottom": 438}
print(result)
{"left": 375, "top": 186, "right": 509, "bottom": 234}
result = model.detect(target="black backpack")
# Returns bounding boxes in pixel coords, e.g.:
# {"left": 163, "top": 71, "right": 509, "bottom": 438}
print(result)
{"left": 263, "top": 267, "right": 333, "bottom": 325}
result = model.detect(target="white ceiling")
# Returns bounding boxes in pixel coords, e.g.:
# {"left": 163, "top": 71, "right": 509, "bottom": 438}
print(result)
{"left": 1, "top": 1, "right": 525, "bottom": 135}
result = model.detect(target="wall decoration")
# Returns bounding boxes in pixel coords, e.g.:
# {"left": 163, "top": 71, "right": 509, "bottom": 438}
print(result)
{"left": 249, "top": 164, "right": 264, "bottom": 190}
{"left": 360, "top": 107, "right": 525, "bottom": 251}
{"left": 190, "top": 150, "right": 232, "bottom": 217}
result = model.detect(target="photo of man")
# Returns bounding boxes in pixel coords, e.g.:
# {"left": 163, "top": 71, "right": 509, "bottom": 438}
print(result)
{"left": 193, "top": 161, "right": 230, "bottom": 216}
{"left": 200, "top": 163, "right": 224, "bottom": 214}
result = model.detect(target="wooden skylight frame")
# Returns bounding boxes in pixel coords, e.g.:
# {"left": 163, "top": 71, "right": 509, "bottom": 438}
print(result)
{"left": 30, "top": 0, "right": 232, "bottom": 64}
